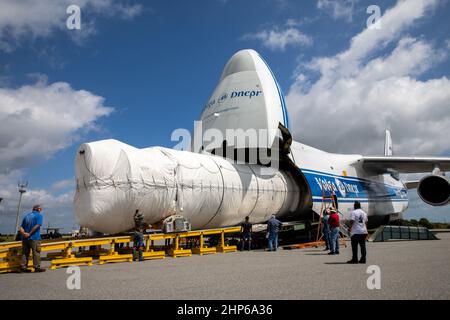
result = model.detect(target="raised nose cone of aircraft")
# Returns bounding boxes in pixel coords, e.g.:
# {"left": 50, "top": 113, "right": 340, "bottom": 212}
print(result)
{"left": 220, "top": 49, "right": 264, "bottom": 80}
{"left": 199, "top": 49, "right": 289, "bottom": 151}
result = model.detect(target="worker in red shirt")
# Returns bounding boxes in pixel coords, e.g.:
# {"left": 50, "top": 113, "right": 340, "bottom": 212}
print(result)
{"left": 327, "top": 208, "right": 340, "bottom": 255}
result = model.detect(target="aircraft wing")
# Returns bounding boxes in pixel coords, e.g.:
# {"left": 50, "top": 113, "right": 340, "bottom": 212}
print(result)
{"left": 358, "top": 156, "right": 450, "bottom": 174}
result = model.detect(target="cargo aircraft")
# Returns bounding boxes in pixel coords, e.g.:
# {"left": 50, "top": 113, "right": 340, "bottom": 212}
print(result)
{"left": 74, "top": 50, "right": 450, "bottom": 234}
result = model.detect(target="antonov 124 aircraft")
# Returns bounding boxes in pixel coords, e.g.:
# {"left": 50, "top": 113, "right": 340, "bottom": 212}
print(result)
{"left": 74, "top": 50, "right": 450, "bottom": 234}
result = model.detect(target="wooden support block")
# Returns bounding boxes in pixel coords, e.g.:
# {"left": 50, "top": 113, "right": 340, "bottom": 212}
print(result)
{"left": 192, "top": 247, "right": 217, "bottom": 256}
{"left": 217, "top": 245, "right": 237, "bottom": 253}
{"left": 282, "top": 241, "right": 325, "bottom": 250}
{"left": 46, "top": 251, "right": 67, "bottom": 259}
{"left": 76, "top": 248, "right": 109, "bottom": 258}
{"left": 117, "top": 248, "right": 133, "bottom": 254}
{"left": 50, "top": 257, "right": 93, "bottom": 270}
{"left": 98, "top": 253, "right": 133, "bottom": 265}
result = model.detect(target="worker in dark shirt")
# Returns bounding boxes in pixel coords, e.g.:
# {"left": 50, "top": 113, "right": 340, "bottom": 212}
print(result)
{"left": 241, "top": 216, "right": 252, "bottom": 251}
{"left": 132, "top": 227, "right": 145, "bottom": 262}
{"left": 267, "top": 215, "right": 282, "bottom": 251}
{"left": 327, "top": 208, "right": 340, "bottom": 255}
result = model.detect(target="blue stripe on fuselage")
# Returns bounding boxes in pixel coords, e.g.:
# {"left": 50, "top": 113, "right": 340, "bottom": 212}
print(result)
{"left": 300, "top": 168, "right": 408, "bottom": 202}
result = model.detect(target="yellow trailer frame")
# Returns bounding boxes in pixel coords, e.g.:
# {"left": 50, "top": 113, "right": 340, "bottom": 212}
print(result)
{"left": 0, "top": 226, "right": 241, "bottom": 273}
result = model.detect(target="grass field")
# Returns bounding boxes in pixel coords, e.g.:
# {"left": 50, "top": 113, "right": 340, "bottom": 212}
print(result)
{"left": 0, "top": 235, "right": 15, "bottom": 242}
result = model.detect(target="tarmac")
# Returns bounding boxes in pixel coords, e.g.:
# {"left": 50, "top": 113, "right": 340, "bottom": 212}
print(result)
{"left": 1, "top": 233, "right": 449, "bottom": 300}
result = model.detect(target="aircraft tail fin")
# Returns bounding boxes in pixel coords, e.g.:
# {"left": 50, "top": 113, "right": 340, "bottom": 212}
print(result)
{"left": 384, "top": 130, "right": 393, "bottom": 156}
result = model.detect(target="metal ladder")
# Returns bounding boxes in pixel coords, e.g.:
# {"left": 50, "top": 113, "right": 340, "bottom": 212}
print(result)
{"left": 315, "top": 186, "right": 339, "bottom": 242}
{"left": 338, "top": 216, "right": 350, "bottom": 238}
{"left": 315, "top": 185, "right": 349, "bottom": 246}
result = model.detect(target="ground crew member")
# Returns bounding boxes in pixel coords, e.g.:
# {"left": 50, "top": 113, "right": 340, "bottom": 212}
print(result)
{"left": 133, "top": 227, "right": 145, "bottom": 262}
{"left": 327, "top": 208, "right": 340, "bottom": 255}
{"left": 322, "top": 208, "right": 331, "bottom": 251}
{"left": 347, "top": 201, "right": 369, "bottom": 264}
{"left": 241, "top": 216, "right": 252, "bottom": 251}
{"left": 19, "top": 204, "right": 45, "bottom": 272}
{"left": 267, "top": 214, "right": 282, "bottom": 251}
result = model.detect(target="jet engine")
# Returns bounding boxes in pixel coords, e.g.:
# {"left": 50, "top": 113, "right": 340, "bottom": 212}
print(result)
{"left": 417, "top": 174, "right": 450, "bottom": 206}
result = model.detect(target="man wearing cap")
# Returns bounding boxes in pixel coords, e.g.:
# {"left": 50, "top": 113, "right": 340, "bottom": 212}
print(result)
{"left": 327, "top": 207, "right": 340, "bottom": 255}
{"left": 19, "top": 204, "right": 46, "bottom": 272}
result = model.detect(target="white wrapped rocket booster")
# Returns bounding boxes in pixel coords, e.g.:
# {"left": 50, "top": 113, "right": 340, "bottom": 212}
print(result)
{"left": 74, "top": 139, "right": 299, "bottom": 234}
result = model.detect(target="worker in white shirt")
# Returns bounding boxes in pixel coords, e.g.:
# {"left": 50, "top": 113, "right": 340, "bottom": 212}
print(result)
{"left": 347, "top": 201, "right": 368, "bottom": 264}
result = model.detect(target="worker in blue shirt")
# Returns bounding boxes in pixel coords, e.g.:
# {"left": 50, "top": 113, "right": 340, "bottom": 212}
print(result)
{"left": 19, "top": 204, "right": 45, "bottom": 272}
{"left": 267, "top": 215, "right": 282, "bottom": 251}
{"left": 133, "top": 227, "right": 145, "bottom": 262}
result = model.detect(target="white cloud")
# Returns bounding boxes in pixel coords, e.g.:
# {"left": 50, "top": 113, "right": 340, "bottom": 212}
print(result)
{"left": 0, "top": 0, "right": 143, "bottom": 50}
{"left": 307, "top": 0, "right": 439, "bottom": 79}
{"left": 0, "top": 76, "right": 113, "bottom": 172}
{"left": 285, "top": 19, "right": 301, "bottom": 27}
{"left": 51, "top": 179, "right": 74, "bottom": 193}
{"left": 0, "top": 39, "right": 13, "bottom": 53}
{"left": 0, "top": 1, "right": 133, "bottom": 233}
{"left": 405, "top": 191, "right": 450, "bottom": 222}
{"left": 243, "top": 26, "right": 312, "bottom": 51}
{"left": 68, "top": 20, "right": 98, "bottom": 46}
{"left": 274, "top": 0, "right": 290, "bottom": 9}
{"left": 286, "top": 0, "right": 449, "bottom": 156}
{"left": 0, "top": 71, "right": 113, "bottom": 234}
{"left": 0, "top": 172, "right": 76, "bottom": 234}
{"left": 317, "top": 0, "right": 358, "bottom": 22}
{"left": 116, "top": 3, "right": 143, "bottom": 19}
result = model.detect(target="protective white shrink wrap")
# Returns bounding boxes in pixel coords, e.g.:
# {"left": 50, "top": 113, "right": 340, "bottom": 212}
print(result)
{"left": 74, "top": 139, "right": 299, "bottom": 234}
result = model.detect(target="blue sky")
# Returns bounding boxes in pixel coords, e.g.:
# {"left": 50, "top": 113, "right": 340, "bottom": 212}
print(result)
{"left": 0, "top": 0, "right": 450, "bottom": 233}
